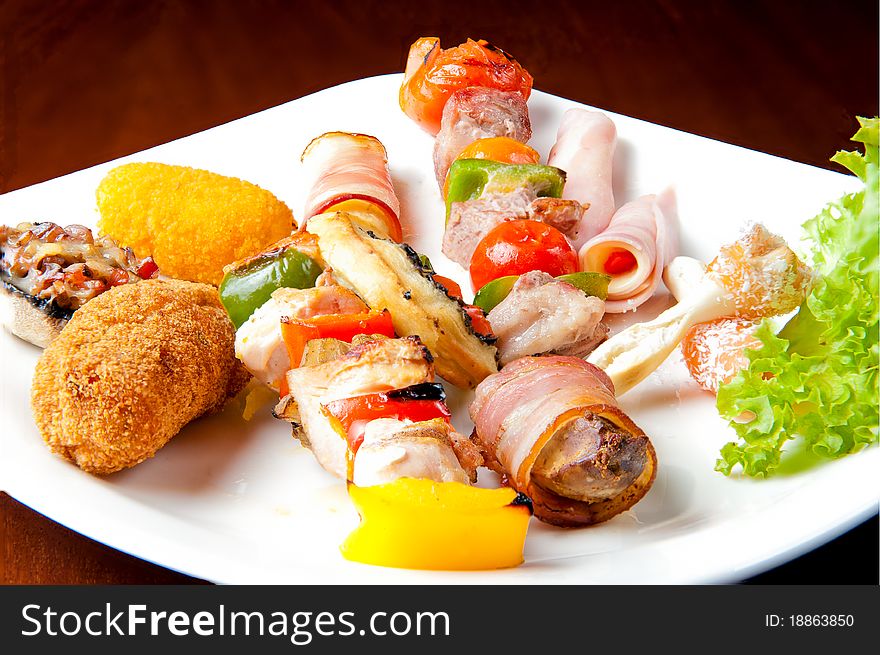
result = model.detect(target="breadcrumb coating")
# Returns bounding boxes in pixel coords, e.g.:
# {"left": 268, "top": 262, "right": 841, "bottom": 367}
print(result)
{"left": 31, "top": 279, "right": 251, "bottom": 474}
{"left": 96, "top": 162, "right": 295, "bottom": 285}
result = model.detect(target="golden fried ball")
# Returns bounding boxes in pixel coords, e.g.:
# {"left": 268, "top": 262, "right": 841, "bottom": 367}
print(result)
{"left": 97, "top": 162, "right": 295, "bottom": 285}
{"left": 31, "top": 279, "right": 251, "bottom": 474}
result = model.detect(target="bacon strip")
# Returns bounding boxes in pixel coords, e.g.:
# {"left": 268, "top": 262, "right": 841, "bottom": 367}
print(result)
{"left": 300, "top": 132, "right": 402, "bottom": 239}
{"left": 470, "top": 355, "right": 656, "bottom": 526}
{"left": 547, "top": 108, "right": 617, "bottom": 248}
{"left": 579, "top": 188, "right": 679, "bottom": 313}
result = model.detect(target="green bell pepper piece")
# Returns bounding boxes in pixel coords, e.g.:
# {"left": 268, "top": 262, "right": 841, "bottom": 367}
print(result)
{"left": 219, "top": 247, "right": 323, "bottom": 328}
{"left": 472, "top": 275, "right": 519, "bottom": 313}
{"left": 556, "top": 272, "right": 611, "bottom": 300}
{"left": 445, "top": 159, "right": 567, "bottom": 222}
{"left": 472, "top": 271, "right": 610, "bottom": 314}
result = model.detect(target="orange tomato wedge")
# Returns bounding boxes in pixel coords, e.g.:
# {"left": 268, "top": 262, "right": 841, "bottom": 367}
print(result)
{"left": 443, "top": 137, "right": 540, "bottom": 197}
{"left": 457, "top": 136, "right": 540, "bottom": 165}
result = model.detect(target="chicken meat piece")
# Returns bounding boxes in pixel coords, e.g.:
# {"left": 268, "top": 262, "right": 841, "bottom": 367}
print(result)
{"left": 487, "top": 270, "right": 607, "bottom": 365}
{"left": 282, "top": 336, "right": 435, "bottom": 479}
{"left": 234, "top": 284, "right": 367, "bottom": 389}
{"left": 352, "top": 418, "right": 477, "bottom": 486}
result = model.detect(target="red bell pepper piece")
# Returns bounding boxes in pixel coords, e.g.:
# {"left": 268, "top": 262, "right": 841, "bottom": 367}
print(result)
{"left": 280, "top": 309, "right": 395, "bottom": 369}
{"left": 431, "top": 273, "right": 494, "bottom": 337}
{"left": 464, "top": 305, "right": 494, "bottom": 337}
{"left": 322, "top": 392, "right": 451, "bottom": 453}
{"left": 431, "top": 274, "right": 463, "bottom": 300}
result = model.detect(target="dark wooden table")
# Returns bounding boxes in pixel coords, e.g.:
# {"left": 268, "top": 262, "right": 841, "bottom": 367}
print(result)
{"left": 1, "top": 0, "right": 877, "bottom": 584}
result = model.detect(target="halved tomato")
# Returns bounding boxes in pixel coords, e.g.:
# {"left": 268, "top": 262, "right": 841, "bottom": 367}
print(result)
{"left": 469, "top": 219, "right": 578, "bottom": 292}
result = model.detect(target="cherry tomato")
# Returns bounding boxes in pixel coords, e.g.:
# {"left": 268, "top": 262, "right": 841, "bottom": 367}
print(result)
{"left": 400, "top": 38, "right": 533, "bottom": 135}
{"left": 469, "top": 219, "right": 578, "bottom": 292}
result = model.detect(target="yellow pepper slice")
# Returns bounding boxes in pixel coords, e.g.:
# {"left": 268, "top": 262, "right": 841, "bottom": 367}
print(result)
{"left": 341, "top": 478, "right": 532, "bottom": 570}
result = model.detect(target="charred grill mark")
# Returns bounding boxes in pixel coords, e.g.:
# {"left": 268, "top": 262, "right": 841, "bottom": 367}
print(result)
{"left": 365, "top": 228, "right": 495, "bottom": 342}
{"left": 385, "top": 381, "right": 446, "bottom": 401}
{"left": 510, "top": 492, "right": 534, "bottom": 514}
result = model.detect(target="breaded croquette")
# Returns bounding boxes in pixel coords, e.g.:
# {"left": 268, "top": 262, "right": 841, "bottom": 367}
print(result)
{"left": 31, "top": 279, "right": 251, "bottom": 474}
{"left": 96, "top": 162, "right": 295, "bottom": 285}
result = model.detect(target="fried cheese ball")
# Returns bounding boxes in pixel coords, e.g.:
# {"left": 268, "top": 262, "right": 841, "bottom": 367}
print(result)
{"left": 96, "top": 162, "right": 295, "bottom": 285}
{"left": 31, "top": 279, "right": 251, "bottom": 474}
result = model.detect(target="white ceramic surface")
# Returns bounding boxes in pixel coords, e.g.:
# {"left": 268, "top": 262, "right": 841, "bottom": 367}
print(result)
{"left": 1, "top": 74, "right": 876, "bottom": 584}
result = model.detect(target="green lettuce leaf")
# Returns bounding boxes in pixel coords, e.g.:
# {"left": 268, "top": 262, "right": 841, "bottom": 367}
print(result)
{"left": 715, "top": 117, "right": 879, "bottom": 477}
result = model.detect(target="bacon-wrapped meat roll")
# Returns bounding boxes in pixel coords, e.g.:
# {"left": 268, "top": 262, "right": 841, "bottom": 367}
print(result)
{"left": 470, "top": 355, "right": 656, "bottom": 527}
{"left": 300, "top": 132, "right": 403, "bottom": 241}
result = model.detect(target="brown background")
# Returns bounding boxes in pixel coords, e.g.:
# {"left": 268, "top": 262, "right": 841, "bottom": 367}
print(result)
{"left": 1, "top": 0, "right": 877, "bottom": 583}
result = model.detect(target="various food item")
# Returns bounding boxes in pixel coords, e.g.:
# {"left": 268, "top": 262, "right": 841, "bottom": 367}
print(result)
{"left": 716, "top": 117, "right": 878, "bottom": 477}
{"left": 236, "top": 282, "right": 372, "bottom": 390}
{"left": 8, "top": 31, "right": 871, "bottom": 573}
{"left": 579, "top": 189, "right": 679, "bottom": 313}
{"left": 399, "top": 37, "right": 533, "bottom": 135}
{"left": 300, "top": 132, "right": 403, "bottom": 241}
{"left": 96, "top": 162, "right": 295, "bottom": 285}
{"left": 30, "top": 279, "right": 250, "bottom": 474}
{"left": 434, "top": 88, "right": 533, "bottom": 191}
{"left": 276, "top": 336, "right": 479, "bottom": 485}
{"left": 705, "top": 223, "right": 812, "bottom": 320}
{"left": 469, "top": 219, "right": 579, "bottom": 292}
{"left": 470, "top": 356, "right": 657, "bottom": 527}
{"left": 0, "top": 222, "right": 158, "bottom": 347}
{"left": 588, "top": 224, "right": 811, "bottom": 395}
{"left": 547, "top": 108, "right": 617, "bottom": 248}
{"left": 219, "top": 233, "right": 324, "bottom": 329}
{"left": 487, "top": 271, "right": 609, "bottom": 364}
{"left": 473, "top": 271, "right": 609, "bottom": 313}
{"left": 342, "top": 478, "right": 531, "bottom": 570}
{"left": 444, "top": 159, "right": 567, "bottom": 223}
{"left": 305, "top": 212, "right": 498, "bottom": 389}
{"left": 681, "top": 318, "right": 761, "bottom": 393}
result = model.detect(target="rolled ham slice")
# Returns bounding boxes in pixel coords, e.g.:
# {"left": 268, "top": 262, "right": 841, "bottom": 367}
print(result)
{"left": 579, "top": 188, "right": 679, "bottom": 313}
{"left": 470, "top": 355, "right": 656, "bottom": 527}
{"left": 547, "top": 108, "right": 617, "bottom": 248}
{"left": 300, "top": 132, "right": 402, "bottom": 241}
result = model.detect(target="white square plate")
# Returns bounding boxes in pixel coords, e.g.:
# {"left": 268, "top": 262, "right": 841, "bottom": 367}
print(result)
{"left": 1, "top": 75, "right": 875, "bottom": 583}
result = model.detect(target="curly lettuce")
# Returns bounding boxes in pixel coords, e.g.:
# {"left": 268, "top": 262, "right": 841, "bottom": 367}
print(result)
{"left": 716, "top": 117, "right": 879, "bottom": 477}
